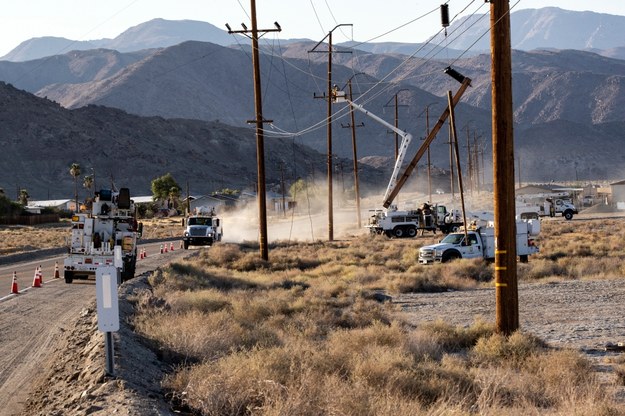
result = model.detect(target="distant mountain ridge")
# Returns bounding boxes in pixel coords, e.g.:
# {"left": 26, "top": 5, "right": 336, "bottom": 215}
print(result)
{"left": 1, "top": 19, "right": 241, "bottom": 62}
{"left": 3, "top": 8, "right": 625, "bottom": 62}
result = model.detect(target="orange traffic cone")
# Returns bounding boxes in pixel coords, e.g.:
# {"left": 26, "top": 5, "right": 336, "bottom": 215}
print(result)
{"left": 159, "top": 244, "right": 164, "bottom": 254}
{"left": 10, "top": 271, "right": 19, "bottom": 294}
{"left": 32, "top": 267, "right": 41, "bottom": 288}
{"left": 139, "top": 248, "right": 144, "bottom": 259}
{"left": 54, "top": 261, "right": 60, "bottom": 279}
{"left": 164, "top": 244, "right": 168, "bottom": 253}
{"left": 170, "top": 242, "right": 174, "bottom": 251}
{"left": 38, "top": 265, "right": 43, "bottom": 285}
{"left": 143, "top": 247, "right": 148, "bottom": 258}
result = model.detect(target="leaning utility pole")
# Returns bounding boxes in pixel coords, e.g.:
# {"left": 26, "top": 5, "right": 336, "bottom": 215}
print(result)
{"left": 491, "top": 0, "right": 518, "bottom": 334}
{"left": 226, "top": 1, "right": 281, "bottom": 261}
{"left": 310, "top": 24, "right": 352, "bottom": 241}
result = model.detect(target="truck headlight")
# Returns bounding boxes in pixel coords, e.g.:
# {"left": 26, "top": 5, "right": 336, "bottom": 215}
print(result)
{"left": 184, "top": 232, "right": 189, "bottom": 237}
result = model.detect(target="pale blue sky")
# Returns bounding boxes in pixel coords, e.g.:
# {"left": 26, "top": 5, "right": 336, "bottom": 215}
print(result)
{"left": 1, "top": 1, "right": 624, "bottom": 56}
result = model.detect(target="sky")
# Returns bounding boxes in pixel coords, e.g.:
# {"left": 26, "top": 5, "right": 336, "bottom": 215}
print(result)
{"left": 2, "top": 0, "right": 625, "bottom": 56}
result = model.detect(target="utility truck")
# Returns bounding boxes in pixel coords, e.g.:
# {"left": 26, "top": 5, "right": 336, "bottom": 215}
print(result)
{"left": 366, "top": 203, "right": 468, "bottom": 237}
{"left": 64, "top": 188, "right": 142, "bottom": 284}
{"left": 418, "top": 220, "right": 540, "bottom": 264}
{"left": 517, "top": 197, "right": 578, "bottom": 220}
{"left": 182, "top": 207, "right": 223, "bottom": 249}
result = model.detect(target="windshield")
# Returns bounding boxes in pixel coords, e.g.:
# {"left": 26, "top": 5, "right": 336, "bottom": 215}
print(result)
{"left": 188, "top": 217, "right": 212, "bottom": 226}
{"left": 440, "top": 233, "right": 465, "bottom": 244}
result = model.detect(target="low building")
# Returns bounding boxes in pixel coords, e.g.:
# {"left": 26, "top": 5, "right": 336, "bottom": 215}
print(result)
{"left": 610, "top": 180, "right": 625, "bottom": 210}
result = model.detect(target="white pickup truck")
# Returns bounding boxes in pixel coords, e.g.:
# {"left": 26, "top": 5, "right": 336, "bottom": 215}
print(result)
{"left": 418, "top": 220, "right": 540, "bottom": 264}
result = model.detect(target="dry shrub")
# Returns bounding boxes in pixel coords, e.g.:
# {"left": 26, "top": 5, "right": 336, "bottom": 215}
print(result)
{"left": 471, "top": 331, "right": 545, "bottom": 367}
{"left": 165, "top": 289, "right": 231, "bottom": 314}
{"left": 419, "top": 318, "right": 495, "bottom": 352}
{"left": 518, "top": 258, "right": 567, "bottom": 280}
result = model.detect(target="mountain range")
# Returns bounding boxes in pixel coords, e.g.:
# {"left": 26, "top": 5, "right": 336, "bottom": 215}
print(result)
{"left": 1, "top": 7, "right": 625, "bottom": 199}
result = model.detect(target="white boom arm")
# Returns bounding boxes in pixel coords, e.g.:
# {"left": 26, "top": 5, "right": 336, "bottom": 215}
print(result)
{"left": 335, "top": 93, "right": 412, "bottom": 204}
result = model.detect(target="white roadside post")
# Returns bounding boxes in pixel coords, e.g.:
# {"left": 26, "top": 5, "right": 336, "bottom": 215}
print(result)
{"left": 96, "top": 266, "right": 120, "bottom": 376}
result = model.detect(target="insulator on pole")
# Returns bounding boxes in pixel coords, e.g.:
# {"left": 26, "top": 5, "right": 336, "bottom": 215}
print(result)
{"left": 441, "top": 4, "right": 450, "bottom": 27}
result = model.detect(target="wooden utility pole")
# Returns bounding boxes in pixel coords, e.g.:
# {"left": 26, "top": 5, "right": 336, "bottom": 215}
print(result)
{"left": 346, "top": 80, "right": 363, "bottom": 228}
{"left": 447, "top": 91, "right": 469, "bottom": 243}
{"left": 491, "top": 0, "right": 518, "bottom": 334}
{"left": 448, "top": 123, "right": 455, "bottom": 201}
{"left": 425, "top": 104, "right": 435, "bottom": 203}
{"left": 466, "top": 126, "right": 473, "bottom": 198}
{"left": 310, "top": 24, "right": 352, "bottom": 241}
{"left": 384, "top": 90, "right": 408, "bottom": 161}
{"left": 226, "top": 1, "right": 281, "bottom": 260}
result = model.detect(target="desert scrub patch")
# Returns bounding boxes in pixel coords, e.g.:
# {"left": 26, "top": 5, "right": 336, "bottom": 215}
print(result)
{"left": 471, "top": 331, "right": 546, "bottom": 367}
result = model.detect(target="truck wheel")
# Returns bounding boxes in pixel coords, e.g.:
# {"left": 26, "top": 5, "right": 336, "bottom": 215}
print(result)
{"left": 407, "top": 227, "right": 417, "bottom": 238}
{"left": 64, "top": 271, "right": 73, "bottom": 284}
{"left": 183, "top": 240, "right": 189, "bottom": 250}
{"left": 441, "top": 251, "right": 461, "bottom": 263}
{"left": 393, "top": 227, "right": 404, "bottom": 238}
{"left": 564, "top": 210, "right": 573, "bottom": 220}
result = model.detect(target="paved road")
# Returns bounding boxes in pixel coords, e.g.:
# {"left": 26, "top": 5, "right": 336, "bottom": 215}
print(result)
{"left": 0, "top": 245, "right": 190, "bottom": 416}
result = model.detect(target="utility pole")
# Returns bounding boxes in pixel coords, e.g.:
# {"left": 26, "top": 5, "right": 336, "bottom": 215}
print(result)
{"left": 474, "top": 133, "right": 481, "bottom": 193}
{"left": 384, "top": 90, "right": 408, "bottom": 161}
{"left": 425, "top": 104, "right": 436, "bottom": 203}
{"left": 226, "top": 1, "right": 281, "bottom": 261}
{"left": 491, "top": 0, "right": 518, "bottom": 334}
{"left": 186, "top": 180, "right": 190, "bottom": 215}
{"left": 448, "top": 91, "right": 469, "bottom": 243}
{"left": 466, "top": 125, "right": 473, "bottom": 199}
{"left": 310, "top": 24, "right": 352, "bottom": 241}
{"left": 342, "top": 79, "right": 364, "bottom": 228}
{"left": 447, "top": 123, "right": 455, "bottom": 201}
{"left": 279, "top": 163, "right": 286, "bottom": 217}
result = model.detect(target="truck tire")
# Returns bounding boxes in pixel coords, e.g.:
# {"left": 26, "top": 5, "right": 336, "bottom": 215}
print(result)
{"left": 564, "top": 210, "right": 574, "bottom": 220}
{"left": 441, "top": 250, "right": 461, "bottom": 263}
{"left": 407, "top": 226, "right": 417, "bottom": 237}
{"left": 519, "top": 255, "right": 528, "bottom": 263}
{"left": 64, "top": 271, "right": 73, "bottom": 284}
{"left": 183, "top": 240, "right": 189, "bottom": 250}
{"left": 393, "top": 227, "right": 404, "bottom": 238}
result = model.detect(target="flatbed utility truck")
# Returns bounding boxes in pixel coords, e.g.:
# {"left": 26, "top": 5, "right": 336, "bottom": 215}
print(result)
{"left": 64, "top": 188, "right": 142, "bottom": 284}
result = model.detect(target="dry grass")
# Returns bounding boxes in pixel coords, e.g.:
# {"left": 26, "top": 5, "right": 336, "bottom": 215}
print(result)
{"left": 0, "top": 217, "right": 182, "bottom": 255}
{"left": 130, "top": 221, "right": 625, "bottom": 415}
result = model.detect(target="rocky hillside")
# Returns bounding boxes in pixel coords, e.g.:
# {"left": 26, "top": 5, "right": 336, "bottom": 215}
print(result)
{"left": 0, "top": 81, "right": 370, "bottom": 200}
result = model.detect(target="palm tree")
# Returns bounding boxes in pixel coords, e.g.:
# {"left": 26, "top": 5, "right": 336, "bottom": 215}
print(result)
{"left": 69, "top": 163, "right": 81, "bottom": 212}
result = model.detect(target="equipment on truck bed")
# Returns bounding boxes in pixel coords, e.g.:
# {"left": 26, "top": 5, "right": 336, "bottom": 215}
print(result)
{"left": 63, "top": 188, "right": 142, "bottom": 284}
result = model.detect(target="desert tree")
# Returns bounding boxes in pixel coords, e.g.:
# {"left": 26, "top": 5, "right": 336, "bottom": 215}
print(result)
{"left": 69, "top": 163, "right": 81, "bottom": 212}
{"left": 18, "top": 189, "right": 29, "bottom": 206}
{"left": 151, "top": 173, "right": 181, "bottom": 207}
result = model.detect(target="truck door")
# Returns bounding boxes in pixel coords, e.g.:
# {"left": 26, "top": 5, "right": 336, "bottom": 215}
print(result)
{"left": 460, "top": 233, "right": 483, "bottom": 259}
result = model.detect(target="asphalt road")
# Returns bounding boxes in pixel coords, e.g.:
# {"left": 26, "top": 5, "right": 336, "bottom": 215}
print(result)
{"left": 0, "top": 242, "right": 190, "bottom": 416}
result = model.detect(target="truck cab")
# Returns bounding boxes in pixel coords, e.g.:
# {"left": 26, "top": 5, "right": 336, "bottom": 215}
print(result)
{"left": 182, "top": 209, "right": 223, "bottom": 249}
